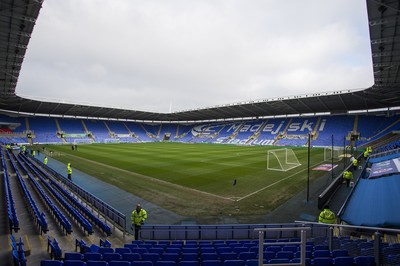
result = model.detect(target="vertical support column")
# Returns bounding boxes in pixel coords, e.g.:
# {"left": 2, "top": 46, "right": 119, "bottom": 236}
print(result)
{"left": 300, "top": 229, "right": 306, "bottom": 266}
{"left": 258, "top": 230, "right": 264, "bottom": 266}
{"left": 328, "top": 226, "right": 334, "bottom": 251}
{"left": 374, "top": 231, "right": 381, "bottom": 266}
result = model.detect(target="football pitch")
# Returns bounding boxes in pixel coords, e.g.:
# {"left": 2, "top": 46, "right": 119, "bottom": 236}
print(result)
{"left": 44, "top": 142, "right": 329, "bottom": 218}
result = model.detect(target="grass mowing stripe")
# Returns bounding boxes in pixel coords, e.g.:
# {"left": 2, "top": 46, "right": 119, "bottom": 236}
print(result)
{"left": 44, "top": 142, "right": 328, "bottom": 218}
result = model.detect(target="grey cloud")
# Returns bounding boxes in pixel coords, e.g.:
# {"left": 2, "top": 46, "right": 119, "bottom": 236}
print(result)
{"left": 17, "top": 0, "right": 374, "bottom": 113}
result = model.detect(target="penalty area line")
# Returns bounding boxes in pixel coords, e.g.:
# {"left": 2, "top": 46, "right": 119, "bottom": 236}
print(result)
{"left": 236, "top": 160, "right": 327, "bottom": 202}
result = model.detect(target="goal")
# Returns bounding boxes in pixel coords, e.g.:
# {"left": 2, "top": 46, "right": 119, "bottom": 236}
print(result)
{"left": 104, "top": 138, "right": 120, "bottom": 144}
{"left": 267, "top": 148, "right": 301, "bottom": 171}
{"left": 73, "top": 138, "right": 92, "bottom": 144}
{"left": 324, "top": 146, "right": 345, "bottom": 162}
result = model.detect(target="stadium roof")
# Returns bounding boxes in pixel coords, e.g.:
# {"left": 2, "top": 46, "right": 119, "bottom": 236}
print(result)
{"left": 0, "top": 0, "right": 399, "bottom": 122}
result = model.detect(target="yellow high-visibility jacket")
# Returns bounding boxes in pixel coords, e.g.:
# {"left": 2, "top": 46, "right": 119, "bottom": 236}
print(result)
{"left": 319, "top": 209, "right": 336, "bottom": 224}
{"left": 131, "top": 209, "right": 147, "bottom": 226}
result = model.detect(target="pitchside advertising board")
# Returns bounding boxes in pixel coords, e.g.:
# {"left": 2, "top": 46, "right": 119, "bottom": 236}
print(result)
{"left": 191, "top": 119, "right": 327, "bottom": 145}
{"left": 369, "top": 157, "right": 400, "bottom": 179}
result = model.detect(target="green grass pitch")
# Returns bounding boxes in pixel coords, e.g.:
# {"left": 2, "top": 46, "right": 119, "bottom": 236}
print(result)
{"left": 44, "top": 142, "right": 328, "bottom": 218}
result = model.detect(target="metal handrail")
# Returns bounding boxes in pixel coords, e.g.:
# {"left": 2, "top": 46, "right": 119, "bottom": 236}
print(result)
{"left": 254, "top": 227, "right": 311, "bottom": 266}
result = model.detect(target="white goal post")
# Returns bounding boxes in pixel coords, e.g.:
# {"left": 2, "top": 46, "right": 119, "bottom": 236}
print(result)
{"left": 267, "top": 148, "right": 301, "bottom": 171}
{"left": 324, "top": 146, "right": 345, "bottom": 162}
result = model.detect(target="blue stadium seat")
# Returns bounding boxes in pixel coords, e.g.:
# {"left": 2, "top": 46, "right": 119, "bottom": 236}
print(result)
{"left": 216, "top": 247, "right": 232, "bottom": 254}
{"left": 263, "top": 251, "right": 276, "bottom": 261}
{"left": 63, "top": 261, "right": 86, "bottom": 266}
{"left": 131, "top": 262, "right": 153, "bottom": 266}
{"left": 200, "top": 247, "right": 215, "bottom": 253}
{"left": 223, "top": 260, "right": 244, "bottom": 266}
{"left": 141, "top": 253, "right": 160, "bottom": 264}
{"left": 98, "top": 247, "right": 114, "bottom": 254}
{"left": 139, "top": 244, "right": 153, "bottom": 251}
{"left": 108, "top": 262, "right": 132, "bottom": 266}
{"left": 86, "top": 261, "right": 107, "bottom": 266}
{"left": 181, "top": 253, "right": 198, "bottom": 261}
{"left": 179, "top": 261, "right": 199, "bottom": 266}
{"left": 155, "top": 261, "right": 176, "bottom": 266}
{"left": 333, "top": 256, "right": 354, "bottom": 266}
{"left": 248, "top": 247, "right": 258, "bottom": 254}
{"left": 64, "top": 252, "right": 84, "bottom": 261}
{"left": 276, "top": 250, "right": 294, "bottom": 260}
{"left": 102, "top": 252, "right": 122, "bottom": 262}
{"left": 124, "top": 244, "right": 138, "bottom": 251}
{"left": 219, "top": 252, "right": 237, "bottom": 261}
{"left": 268, "top": 258, "right": 290, "bottom": 264}
{"left": 122, "top": 253, "right": 141, "bottom": 262}
{"left": 158, "top": 240, "right": 171, "bottom": 246}
{"left": 358, "top": 242, "right": 373, "bottom": 250}
{"left": 232, "top": 247, "right": 248, "bottom": 254}
{"left": 331, "top": 249, "right": 349, "bottom": 258}
{"left": 314, "top": 245, "right": 329, "bottom": 251}
{"left": 131, "top": 248, "right": 148, "bottom": 255}
{"left": 165, "top": 247, "right": 181, "bottom": 254}
{"left": 100, "top": 239, "right": 112, "bottom": 248}
{"left": 41, "top": 261, "right": 64, "bottom": 266}
{"left": 294, "top": 250, "right": 312, "bottom": 258}
{"left": 354, "top": 256, "right": 375, "bottom": 266}
{"left": 200, "top": 253, "right": 218, "bottom": 261}
{"left": 265, "top": 246, "right": 281, "bottom": 253}
{"left": 201, "top": 260, "right": 221, "bottom": 266}
{"left": 182, "top": 248, "right": 198, "bottom": 254}
{"left": 83, "top": 253, "right": 102, "bottom": 261}
{"left": 290, "top": 258, "right": 311, "bottom": 266}
{"left": 245, "top": 259, "right": 258, "bottom": 266}
{"left": 238, "top": 252, "right": 256, "bottom": 260}
{"left": 116, "top": 248, "right": 132, "bottom": 255}
{"left": 312, "top": 257, "right": 333, "bottom": 266}
{"left": 153, "top": 244, "right": 167, "bottom": 250}
{"left": 161, "top": 252, "right": 180, "bottom": 262}
{"left": 149, "top": 248, "right": 164, "bottom": 255}
{"left": 313, "top": 250, "right": 331, "bottom": 258}
{"left": 282, "top": 245, "right": 298, "bottom": 253}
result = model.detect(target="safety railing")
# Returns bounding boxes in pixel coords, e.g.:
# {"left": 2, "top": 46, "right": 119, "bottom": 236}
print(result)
{"left": 254, "top": 226, "right": 310, "bottom": 266}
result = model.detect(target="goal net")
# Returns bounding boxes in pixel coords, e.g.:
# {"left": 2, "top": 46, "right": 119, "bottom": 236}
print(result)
{"left": 104, "top": 138, "right": 120, "bottom": 144}
{"left": 73, "top": 138, "right": 92, "bottom": 144}
{"left": 267, "top": 148, "right": 301, "bottom": 171}
{"left": 324, "top": 146, "right": 345, "bottom": 162}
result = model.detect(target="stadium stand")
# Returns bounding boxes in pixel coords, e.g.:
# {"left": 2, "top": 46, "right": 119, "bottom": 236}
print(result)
{"left": 3, "top": 114, "right": 399, "bottom": 147}
{"left": 29, "top": 117, "right": 63, "bottom": 144}
{"left": 2, "top": 0, "right": 400, "bottom": 265}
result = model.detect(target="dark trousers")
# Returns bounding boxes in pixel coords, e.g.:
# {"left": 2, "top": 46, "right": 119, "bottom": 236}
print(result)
{"left": 134, "top": 224, "right": 141, "bottom": 240}
{"left": 68, "top": 174, "right": 72, "bottom": 180}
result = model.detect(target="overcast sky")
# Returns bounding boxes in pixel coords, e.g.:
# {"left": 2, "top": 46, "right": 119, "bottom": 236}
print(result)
{"left": 16, "top": 0, "right": 374, "bottom": 113}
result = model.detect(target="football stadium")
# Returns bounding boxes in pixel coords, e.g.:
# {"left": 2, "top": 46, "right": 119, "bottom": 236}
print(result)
{"left": 1, "top": 0, "right": 400, "bottom": 265}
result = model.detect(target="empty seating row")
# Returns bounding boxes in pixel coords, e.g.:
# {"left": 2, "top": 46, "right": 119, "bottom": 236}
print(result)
{"left": 16, "top": 153, "right": 73, "bottom": 235}
{"left": 10, "top": 235, "right": 27, "bottom": 266}
{"left": 24, "top": 153, "right": 112, "bottom": 235}
{"left": 7, "top": 150, "right": 48, "bottom": 233}
{"left": 3, "top": 150, "right": 19, "bottom": 232}
{"left": 20, "top": 153, "right": 93, "bottom": 235}
{"left": 47, "top": 237, "right": 378, "bottom": 266}
{"left": 48, "top": 236, "right": 63, "bottom": 260}
{"left": 41, "top": 255, "right": 376, "bottom": 266}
